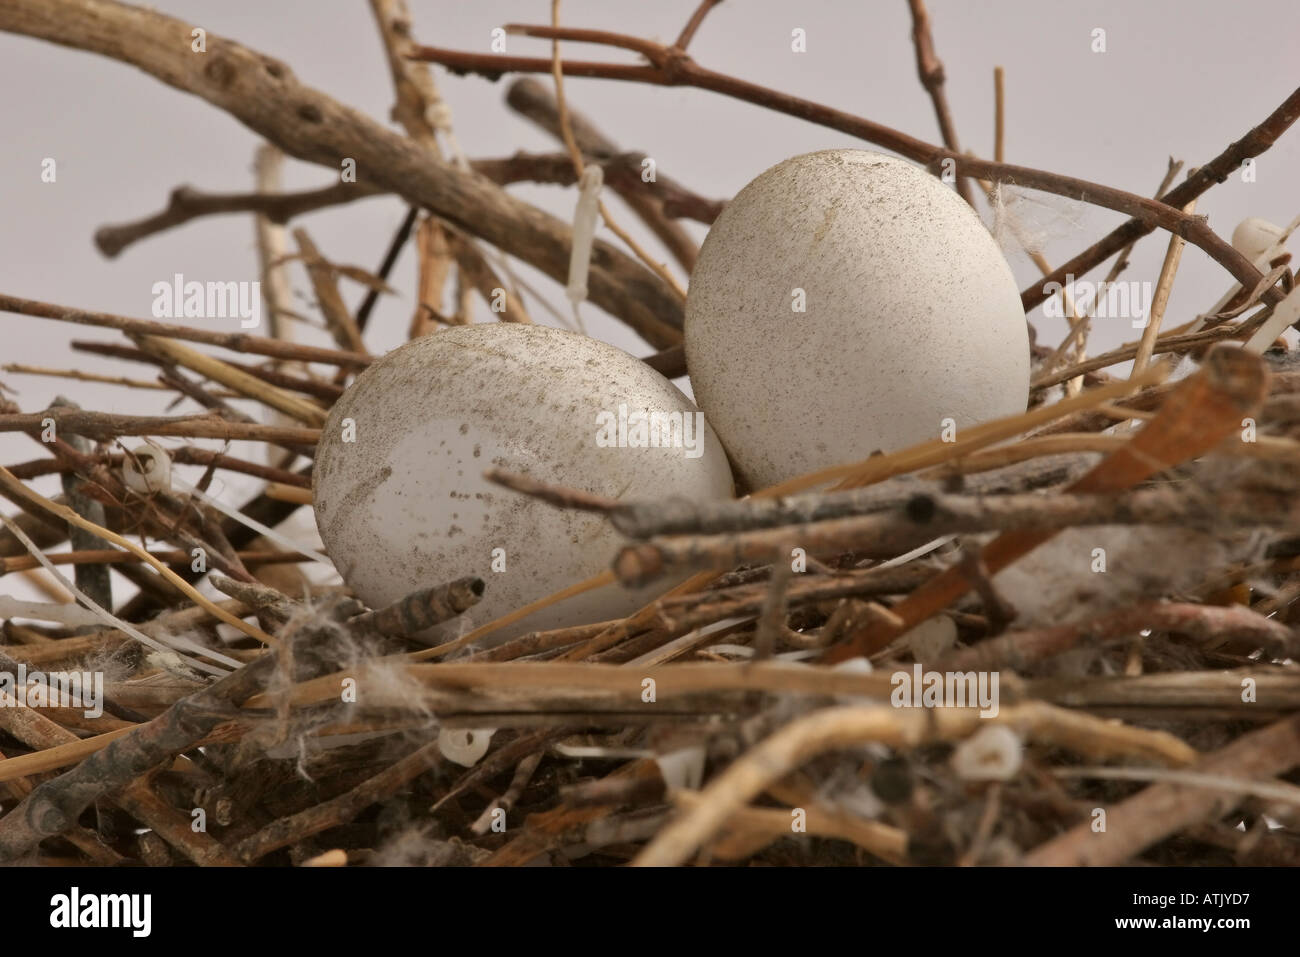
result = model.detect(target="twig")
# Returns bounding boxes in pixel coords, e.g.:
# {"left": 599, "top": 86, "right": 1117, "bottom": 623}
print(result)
{"left": 905, "top": 0, "right": 973, "bottom": 204}
{"left": 94, "top": 181, "right": 381, "bottom": 258}
{"left": 1024, "top": 714, "right": 1300, "bottom": 865}
{"left": 1132, "top": 194, "right": 1198, "bottom": 382}
{"left": 0, "top": 407, "right": 318, "bottom": 446}
{"left": 293, "top": 229, "right": 369, "bottom": 355}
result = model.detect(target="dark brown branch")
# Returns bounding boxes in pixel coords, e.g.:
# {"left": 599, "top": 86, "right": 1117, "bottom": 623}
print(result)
{"left": 675, "top": 0, "right": 724, "bottom": 50}
{"left": 94, "top": 182, "right": 383, "bottom": 258}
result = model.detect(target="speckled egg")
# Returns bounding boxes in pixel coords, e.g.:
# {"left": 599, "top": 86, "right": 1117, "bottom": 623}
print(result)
{"left": 685, "top": 149, "right": 1030, "bottom": 490}
{"left": 313, "top": 324, "right": 734, "bottom": 640}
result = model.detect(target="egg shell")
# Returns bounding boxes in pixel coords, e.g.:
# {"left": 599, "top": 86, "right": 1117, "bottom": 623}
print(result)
{"left": 1231, "top": 217, "right": 1285, "bottom": 262}
{"left": 313, "top": 324, "right": 734, "bottom": 641}
{"left": 685, "top": 148, "right": 1030, "bottom": 490}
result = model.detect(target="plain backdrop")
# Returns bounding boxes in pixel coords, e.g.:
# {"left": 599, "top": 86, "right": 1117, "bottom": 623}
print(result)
{"left": 1, "top": 0, "right": 1298, "bottom": 598}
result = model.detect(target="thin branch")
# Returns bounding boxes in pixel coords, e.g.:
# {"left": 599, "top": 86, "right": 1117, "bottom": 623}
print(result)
{"left": 905, "top": 0, "right": 973, "bottom": 204}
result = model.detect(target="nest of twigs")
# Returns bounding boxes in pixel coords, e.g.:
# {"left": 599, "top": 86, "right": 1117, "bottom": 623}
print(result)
{"left": 2, "top": 0, "right": 1300, "bottom": 868}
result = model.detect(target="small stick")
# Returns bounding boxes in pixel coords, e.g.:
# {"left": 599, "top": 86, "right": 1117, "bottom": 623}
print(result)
{"left": 349, "top": 576, "right": 485, "bottom": 636}
{"left": 906, "top": 0, "right": 973, "bottom": 205}
{"left": 1024, "top": 714, "right": 1300, "bottom": 866}
{"left": 134, "top": 335, "right": 329, "bottom": 426}
{"left": 233, "top": 737, "right": 442, "bottom": 862}
{"left": 0, "top": 408, "right": 318, "bottom": 445}
{"left": 94, "top": 180, "right": 381, "bottom": 258}
{"left": 0, "top": 293, "right": 370, "bottom": 369}
{"left": 293, "top": 228, "right": 370, "bottom": 355}
{"left": 1132, "top": 195, "right": 1199, "bottom": 382}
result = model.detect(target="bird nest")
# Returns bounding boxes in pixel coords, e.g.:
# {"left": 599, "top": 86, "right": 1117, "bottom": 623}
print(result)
{"left": 1, "top": 0, "right": 1299, "bottom": 869}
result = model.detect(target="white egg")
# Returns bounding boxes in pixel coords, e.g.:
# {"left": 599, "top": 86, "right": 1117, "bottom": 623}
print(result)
{"left": 685, "top": 149, "right": 1030, "bottom": 490}
{"left": 313, "top": 324, "right": 734, "bottom": 641}
{"left": 1231, "top": 217, "right": 1286, "bottom": 262}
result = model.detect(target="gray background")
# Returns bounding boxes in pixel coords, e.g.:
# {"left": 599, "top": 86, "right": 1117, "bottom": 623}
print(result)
{"left": 1, "top": 0, "right": 1297, "bottom": 596}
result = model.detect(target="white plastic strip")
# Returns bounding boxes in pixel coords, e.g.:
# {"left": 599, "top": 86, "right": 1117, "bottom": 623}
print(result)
{"left": 566, "top": 165, "right": 604, "bottom": 306}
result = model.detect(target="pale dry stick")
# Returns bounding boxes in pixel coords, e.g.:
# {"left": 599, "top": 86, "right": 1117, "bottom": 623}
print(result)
{"left": 471, "top": 752, "right": 543, "bottom": 836}
{"left": 368, "top": 0, "right": 463, "bottom": 341}
{"left": 369, "top": 0, "right": 446, "bottom": 156}
{"left": 293, "top": 229, "right": 369, "bottom": 355}
{"left": 633, "top": 703, "right": 1197, "bottom": 866}
{"left": 0, "top": 727, "right": 137, "bottom": 784}
{"left": 249, "top": 657, "right": 898, "bottom": 710}
{"left": 0, "top": 465, "right": 276, "bottom": 647}
{"left": 819, "top": 365, "right": 1169, "bottom": 495}
{"left": 1024, "top": 714, "right": 1300, "bottom": 866}
{"left": 133, "top": 336, "right": 329, "bottom": 427}
{"left": 1131, "top": 197, "right": 1199, "bottom": 383}
{"left": 674, "top": 788, "right": 906, "bottom": 863}
{"left": 546, "top": 1, "right": 687, "bottom": 302}
{"left": 263, "top": 482, "right": 313, "bottom": 505}
{"left": 445, "top": 230, "right": 532, "bottom": 324}
{"left": 253, "top": 145, "right": 296, "bottom": 349}
{"left": 18, "top": 568, "right": 74, "bottom": 604}
{"left": 765, "top": 775, "right": 909, "bottom": 864}
{"left": 0, "top": 547, "right": 305, "bottom": 575}
{"left": 1031, "top": 311, "right": 1270, "bottom": 392}
{"left": 1036, "top": 158, "right": 1187, "bottom": 386}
